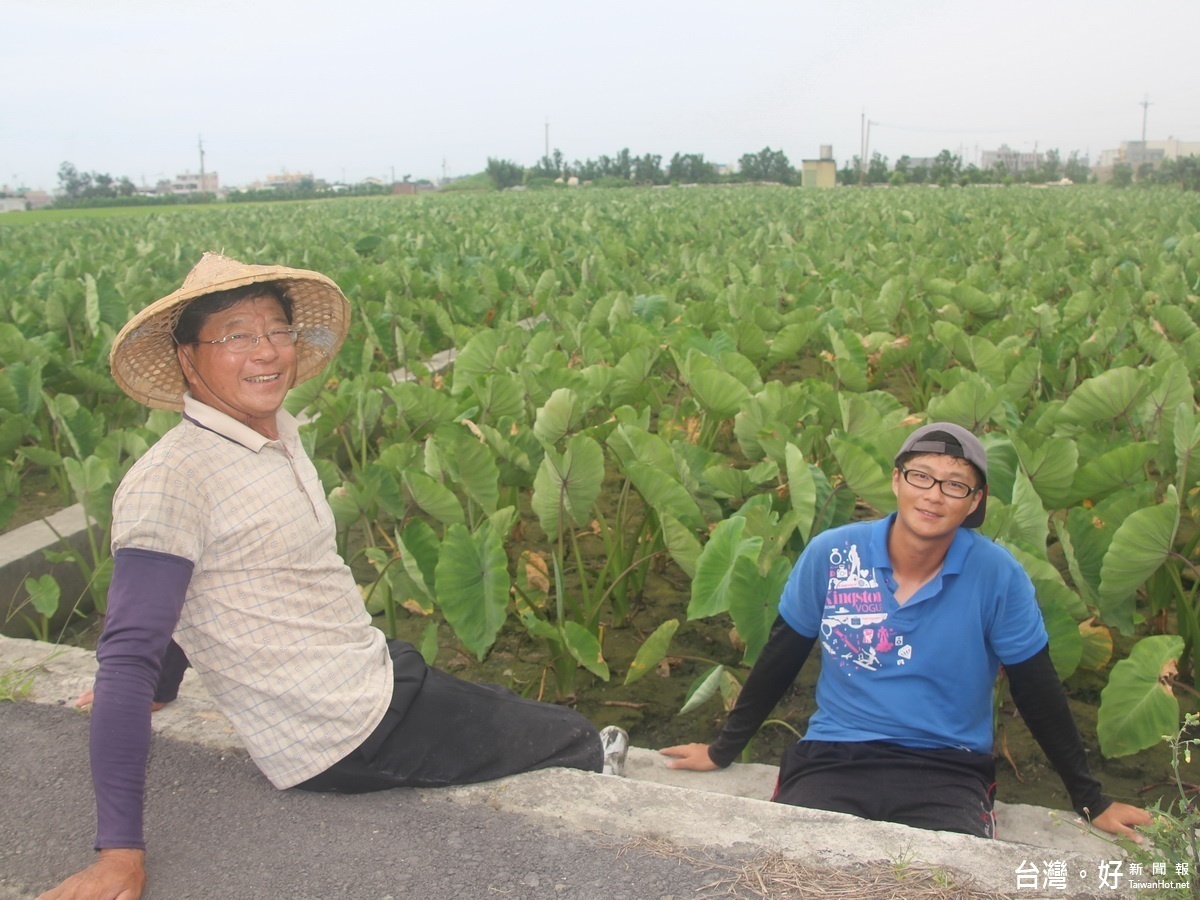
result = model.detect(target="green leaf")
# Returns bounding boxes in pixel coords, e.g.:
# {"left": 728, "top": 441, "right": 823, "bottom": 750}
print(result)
{"left": 531, "top": 434, "right": 604, "bottom": 534}
{"left": 622, "top": 462, "right": 706, "bottom": 530}
{"left": 562, "top": 621, "right": 609, "bottom": 680}
{"left": 659, "top": 513, "right": 701, "bottom": 579}
{"left": 729, "top": 556, "right": 791, "bottom": 665}
{"left": 84, "top": 273, "right": 101, "bottom": 337}
{"left": 433, "top": 523, "right": 510, "bottom": 660}
{"left": 23, "top": 574, "right": 60, "bottom": 619}
{"left": 1014, "top": 437, "right": 1077, "bottom": 509}
{"left": 680, "top": 664, "right": 725, "bottom": 715}
{"left": 1097, "top": 634, "right": 1183, "bottom": 757}
{"left": 533, "top": 388, "right": 578, "bottom": 446}
{"left": 785, "top": 443, "right": 818, "bottom": 543}
{"left": 828, "top": 435, "right": 895, "bottom": 514}
{"left": 688, "top": 517, "right": 763, "bottom": 619}
{"left": 418, "top": 622, "right": 439, "bottom": 666}
{"left": 624, "top": 619, "right": 680, "bottom": 686}
{"left": 402, "top": 471, "right": 465, "bottom": 526}
{"left": 688, "top": 369, "right": 752, "bottom": 420}
{"left": 1070, "top": 443, "right": 1155, "bottom": 503}
{"left": 1057, "top": 367, "right": 1147, "bottom": 427}
{"left": 1098, "top": 486, "right": 1180, "bottom": 634}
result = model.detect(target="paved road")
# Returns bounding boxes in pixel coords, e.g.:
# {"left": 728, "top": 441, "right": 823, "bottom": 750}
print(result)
{"left": 1, "top": 702, "right": 742, "bottom": 900}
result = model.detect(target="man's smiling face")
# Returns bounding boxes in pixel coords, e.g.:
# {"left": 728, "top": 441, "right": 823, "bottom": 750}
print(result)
{"left": 176, "top": 293, "right": 297, "bottom": 438}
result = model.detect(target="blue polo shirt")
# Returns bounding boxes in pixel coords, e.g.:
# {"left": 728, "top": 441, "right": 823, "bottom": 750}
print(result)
{"left": 778, "top": 514, "right": 1047, "bottom": 755}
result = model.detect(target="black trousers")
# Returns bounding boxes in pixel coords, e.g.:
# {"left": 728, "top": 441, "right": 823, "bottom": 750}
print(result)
{"left": 773, "top": 740, "right": 998, "bottom": 838}
{"left": 295, "top": 640, "right": 602, "bottom": 793}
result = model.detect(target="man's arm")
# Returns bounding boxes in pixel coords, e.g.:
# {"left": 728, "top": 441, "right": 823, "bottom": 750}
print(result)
{"left": 41, "top": 548, "right": 192, "bottom": 899}
{"left": 662, "top": 616, "right": 815, "bottom": 769}
{"left": 1006, "top": 644, "right": 1151, "bottom": 841}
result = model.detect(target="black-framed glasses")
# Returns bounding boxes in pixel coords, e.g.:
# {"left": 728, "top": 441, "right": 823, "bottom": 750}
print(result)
{"left": 196, "top": 328, "right": 299, "bottom": 353}
{"left": 900, "top": 467, "right": 978, "bottom": 499}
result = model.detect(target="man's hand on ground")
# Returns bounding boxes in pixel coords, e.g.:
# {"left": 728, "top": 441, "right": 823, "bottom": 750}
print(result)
{"left": 659, "top": 743, "right": 719, "bottom": 771}
{"left": 1090, "top": 801, "right": 1153, "bottom": 844}
{"left": 75, "top": 689, "right": 167, "bottom": 713}
{"left": 38, "top": 848, "right": 146, "bottom": 900}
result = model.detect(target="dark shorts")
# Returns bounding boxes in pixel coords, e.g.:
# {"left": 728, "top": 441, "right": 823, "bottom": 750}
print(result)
{"left": 773, "top": 740, "right": 997, "bottom": 838}
{"left": 295, "top": 640, "right": 602, "bottom": 793}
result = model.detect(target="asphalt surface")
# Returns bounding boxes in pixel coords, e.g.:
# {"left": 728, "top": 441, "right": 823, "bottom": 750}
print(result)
{"left": 0, "top": 636, "right": 1140, "bottom": 899}
{"left": 1, "top": 702, "right": 737, "bottom": 900}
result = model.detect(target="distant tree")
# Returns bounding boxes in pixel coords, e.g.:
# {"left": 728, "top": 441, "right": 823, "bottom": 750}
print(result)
{"left": 668, "top": 152, "right": 717, "bottom": 183}
{"left": 738, "top": 146, "right": 794, "bottom": 184}
{"left": 1136, "top": 162, "right": 1156, "bottom": 183}
{"left": 837, "top": 157, "right": 860, "bottom": 185}
{"left": 930, "top": 150, "right": 961, "bottom": 186}
{"left": 866, "top": 152, "right": 889, "bottom": 184}
{"left": 1063, "top": 153, "right": 1090, "bottom": 183}
{"left": 633, "top": 153, "right": 664, "bottom": 184}
{"left": 894, "top": 156, "right": 911, "bottom": 177}
{"left": 1111, "top": 163, "right": 1133, "bottom": 187}
{"left": 1041, "top": 149, "right": 1062, "bottom": 182}
{"left": 485, "top": 157, "right": 525, "bottom": 190}
{"left": 910, "top": 164, "right": 928, "bottom": 185}
{"left": 117, "top": 176, "right": 137, "bottom": 197}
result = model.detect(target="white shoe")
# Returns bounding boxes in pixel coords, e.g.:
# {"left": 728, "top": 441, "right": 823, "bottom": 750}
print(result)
{"left": 599, "top": 725, "right": 629, "bottom": 776}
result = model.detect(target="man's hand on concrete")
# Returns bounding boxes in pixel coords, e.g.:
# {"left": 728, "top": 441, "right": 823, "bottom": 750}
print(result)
{"left": 1090, "top": 801, "right": 1153, "bottom": 844}
{"left": 659, "top": 743, "right": 719, "bottom": 771}
{"left": 38, "top": 848, "right": 146, "bottom": 900}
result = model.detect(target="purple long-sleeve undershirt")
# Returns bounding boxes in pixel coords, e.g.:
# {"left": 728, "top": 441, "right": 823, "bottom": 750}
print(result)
{"left": 91, "top": 548, "right": 193, "bottom": 850}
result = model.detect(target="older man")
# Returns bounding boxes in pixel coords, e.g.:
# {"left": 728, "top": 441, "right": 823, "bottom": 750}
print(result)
{"left": 43, "top": 254, "right": 627, "bottom": 900}
{"left": 662, "top": 423, "right": 1151, "bottom": 841}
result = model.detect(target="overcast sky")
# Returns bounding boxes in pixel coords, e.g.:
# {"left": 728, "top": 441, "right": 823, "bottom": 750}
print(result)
{"left": 4, "top": 0, "right": 1197, "bottom": 191}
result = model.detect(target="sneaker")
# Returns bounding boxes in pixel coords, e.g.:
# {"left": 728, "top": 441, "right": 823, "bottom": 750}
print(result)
{"left": 599, "top": 725, "right": 629, "bottom": 777}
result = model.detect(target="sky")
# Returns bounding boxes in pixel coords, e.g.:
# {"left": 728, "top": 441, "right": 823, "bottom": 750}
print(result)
{"left": 4, "top": 0, "right": 1198, "bottom": 191}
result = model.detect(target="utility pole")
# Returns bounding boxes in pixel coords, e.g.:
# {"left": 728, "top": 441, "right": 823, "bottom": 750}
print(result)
{"left": 544, "top": 118, "right": 550, "bottom": 159}
{"left": 197, "top": 135, "right": 206, "bottom": 202}
{"left": 1140, "top": 94, "right": 1152, "bottom": 143}
{"left": 859, "top": 109, "right": 866, "bottom": 186}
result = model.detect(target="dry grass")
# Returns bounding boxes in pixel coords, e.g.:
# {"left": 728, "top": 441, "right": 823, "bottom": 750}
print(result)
{"left": 614, "top": 836, "right": 1019, "bottom": 899}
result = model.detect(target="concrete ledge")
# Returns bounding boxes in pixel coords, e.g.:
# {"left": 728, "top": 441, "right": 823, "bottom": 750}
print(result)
{"left": 0, "top": 506, "right": 95, "bottom": 639}
{"left": 0, "top": 635, "right": 1134, "bottom": 897}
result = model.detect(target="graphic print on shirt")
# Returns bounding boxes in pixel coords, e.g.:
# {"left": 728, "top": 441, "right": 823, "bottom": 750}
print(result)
{"left": 820, "top": 542, "right": 904, "bottom": 673}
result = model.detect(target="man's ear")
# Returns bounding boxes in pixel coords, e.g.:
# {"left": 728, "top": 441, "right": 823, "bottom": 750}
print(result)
{"left": 176, "top": 344, "right": 195, "bottom": 387}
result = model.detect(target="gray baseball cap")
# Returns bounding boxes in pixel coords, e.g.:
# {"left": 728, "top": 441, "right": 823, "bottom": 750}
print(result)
{"left": 895, "top": 422, "right": 988, "bottom": 528}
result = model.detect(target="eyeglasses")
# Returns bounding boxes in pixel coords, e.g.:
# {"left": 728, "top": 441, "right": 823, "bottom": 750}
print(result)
{"left": 900, "top": 467, "right": 978, "bottom": 499}
{"left": 195, "top": 329, "right": 299, "bottom": 353}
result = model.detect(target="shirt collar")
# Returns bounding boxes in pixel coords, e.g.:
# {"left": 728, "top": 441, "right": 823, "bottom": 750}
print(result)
{"left": 182, "top": 393, "right": 299, "bottom": 453}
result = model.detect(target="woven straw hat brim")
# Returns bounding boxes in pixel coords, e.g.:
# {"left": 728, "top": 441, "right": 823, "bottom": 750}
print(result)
{"left": 110, "top": 252, "right": 350, "bottom": 411}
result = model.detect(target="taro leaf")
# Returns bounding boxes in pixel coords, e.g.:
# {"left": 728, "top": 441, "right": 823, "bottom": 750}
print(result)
{"left": 827, "top": 435, "right": 895, "bottom": 514}
{"left": 785, "top": 443, "right": 818, "bottom": 543}
{"left": 765, "top": 321, "right": 819, "bottom": 369}
{"left": 951, "top": 283, "right": 997, "bottom": 317}
{"left": 0, "top": 414, "right": 32, "bottom": 459}
{"left": 1057, "top": 367, "right": 1147, "bottom": 427}
{"left": 434, "top": 523, "right": 510, "bottom": 660}
{"left": 1173, "top": 402, "right": 1200, "bottom": 495}
{"left": 688, "top": 516, "right": 763, "bottom": 620}
{"left": 1097, "top": 634, "right": 1183, "bottom": 758}
{"left": 1037, "top": 587, "right": 1083, "bottom": 680}
{"left": 1053, "top": 520, "right": 1096, "bottom": 607}
{"left": 418, "top": 622, "right": 439, "bottom": 666}
{"left": 1069, "top": 443, "right": 1155, "bottom": 503}
{"left": 63, "top": 456, "right": 112, "bottom": 508}
{"left": 398, "top": 519, "right": 441, "bottom": 605}
{"left": 659, "top": 513, "right": 701, "bottom": 579}
{"left": 1000, "top": 542, "right": 1088, "bottom": 620}
{"left": 1014, "top": 436, "right": 1077, "bottom": 509}
{"left": 514, "top": 594, "right": 559, "bottom": 642}
{"left": 680, "top": 664, "right": 725, "bottom": 715}
{"left": 401, "top": 470, "right": 465, "bottom": 526}
{"left": 23, "top": 574, "right": 60, "bottom": 619}
{"left": 689, "top": 369, "right": 752, "bottom": 420}
{"left": 326, "top": 485, "right": 361, "bottom": 530}
{"left": 1064, "top": 483, "right": 1156, "bottom": 601}
{"left": 989, "top": 471, "right": 1048, "bottom": 553}
{"left": 449, "top": 429, "right": 500, "bottom": 515}
{"left": 1098, "top": 485, "right": 1180, "bottom": 635}
{"left": 622, "top": 462, "right": 705, "bottom": 531}
{"left": 450, "top": 330, "right": 507, "bottom": 397}
{"left": 533, "top": 388, "right": 578, "bottom": 446}
{"left": 729, "top": 555, "right": 791, "bottom": 665}
{"left": 354, "top": 235, "right": 382, "bottom": 255}
{"left": 531, "top": 434, "right": 604, "bottom": 534}
{"left": 533, "top": 269, "right": 558, "bottom": 307}
{"left": 826, "top": 327, "right": 868, "bottom": 392}
{"left": 924, "top": 376, "right": 1002, "bottom": 431}
{"left": 1078, "top": 618, "right": 1113, "bottom": 671}
{"left": 562, "top": 620, "right": 609, "bottom": 680}
{"left": 624, "top": 619, "right": 680, "bottom": 686}
{"left": 84, "top": 273, "right": 100, "bottom": 337}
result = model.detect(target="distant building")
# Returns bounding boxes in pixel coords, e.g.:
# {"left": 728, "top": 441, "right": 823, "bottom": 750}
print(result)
{"left": 159, "top": 171, "right": 220, "bottom": 195}
{"left": 249, "top": 171, "right": 314, "bottom": 191}
{"left": 981, "top": 144, "right": 1044, "bottom": 176}
{"left": 1095, "top": 139, "right": 1200, "bottom": 179}
{"left": 0, "top": 198, "right": 28, "bottom": 213}
{"left": 801, "top": 144, "right": 837, "bottom": 188}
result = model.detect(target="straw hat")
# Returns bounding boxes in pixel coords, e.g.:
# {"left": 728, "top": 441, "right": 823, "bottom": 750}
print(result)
{"left": 110, "top": 252, "right": 350, "bottom": 410}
